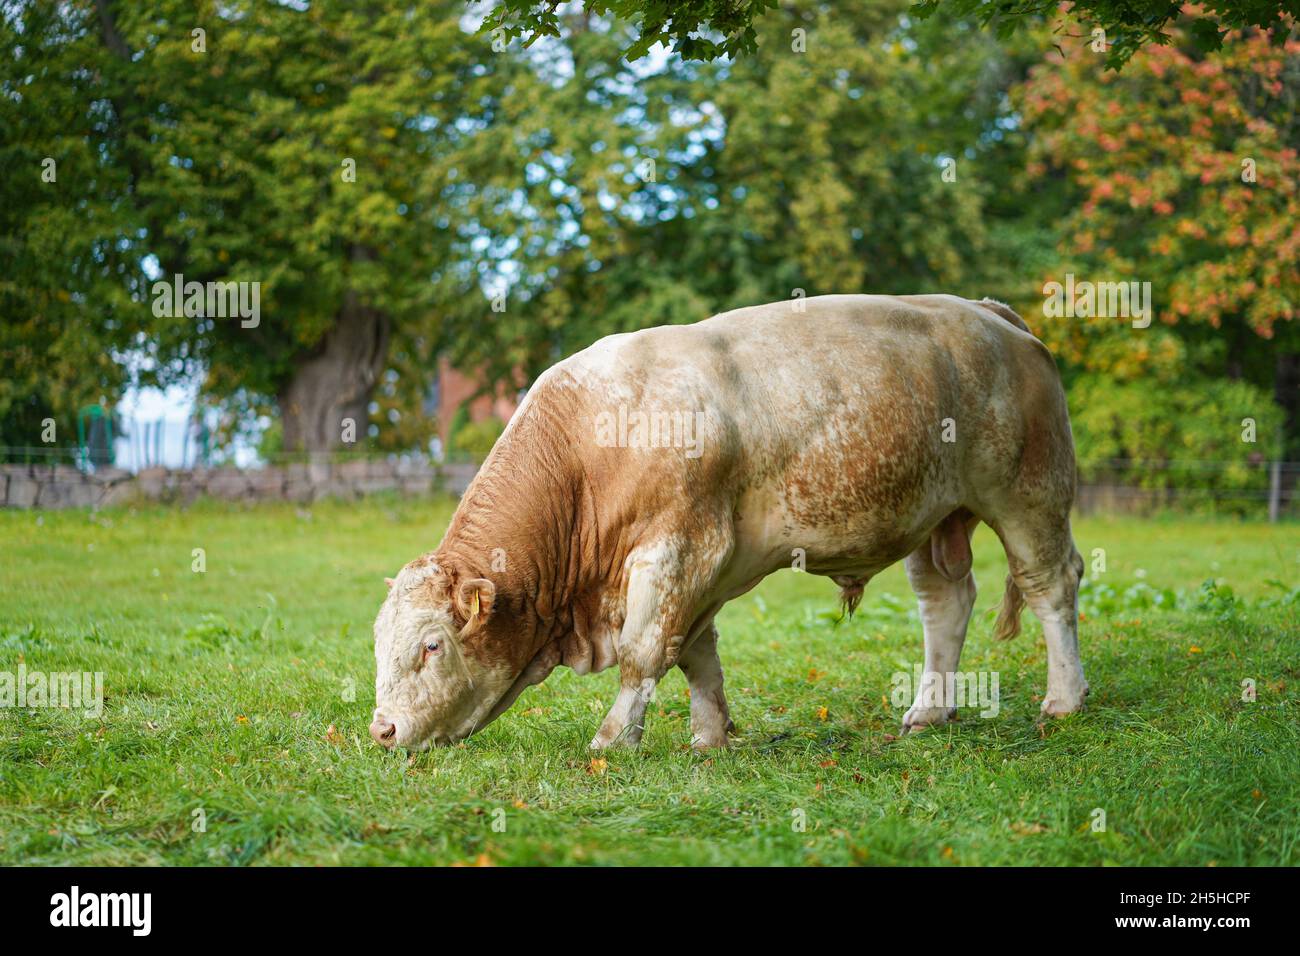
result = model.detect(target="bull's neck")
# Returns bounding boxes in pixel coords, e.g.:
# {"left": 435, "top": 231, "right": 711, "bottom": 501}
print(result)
{"left": 436, "top": 414, "right": 588, "bottom": 656}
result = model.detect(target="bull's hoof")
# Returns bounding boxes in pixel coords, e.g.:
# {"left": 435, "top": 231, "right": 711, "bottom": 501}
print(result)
{"left": 589, "top": 726, "right": 642, "bottom": 749}
{"left": 900, "top": 705, "right": 956, "bottom": 735}
{"left": 690, "top": 730, "right": 731, "bottom": 750}
{"left": 1040, "top": 683, "right": 1089, "bottom": 717}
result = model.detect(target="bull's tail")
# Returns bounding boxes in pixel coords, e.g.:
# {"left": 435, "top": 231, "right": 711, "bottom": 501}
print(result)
{"left": 992, "top": 572, "right": 1025, "bottom": 641}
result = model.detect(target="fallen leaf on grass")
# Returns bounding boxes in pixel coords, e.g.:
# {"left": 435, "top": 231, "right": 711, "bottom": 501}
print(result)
{"left": 1011, "top": 821, "right": 1048, "bottom": 835}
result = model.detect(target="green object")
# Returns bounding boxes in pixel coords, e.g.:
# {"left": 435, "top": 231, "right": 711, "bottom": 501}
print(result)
{"left": 75, "top": 405, "right": 114, "bottom": 469}
{"left": 451, "top": 416, "right": 506, "bottom": 464}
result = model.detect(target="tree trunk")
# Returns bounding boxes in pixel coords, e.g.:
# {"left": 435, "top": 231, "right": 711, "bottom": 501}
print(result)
{"left": 1276, "top": 350, "right": 1300, "bottom": 460}
{"left": 278, "top": 292, "right": 391, "bottom": 455}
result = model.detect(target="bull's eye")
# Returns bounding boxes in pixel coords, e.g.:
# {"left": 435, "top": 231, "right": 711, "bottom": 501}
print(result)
{"left": 424, "top": 640, "right": 441, "bottom": 657}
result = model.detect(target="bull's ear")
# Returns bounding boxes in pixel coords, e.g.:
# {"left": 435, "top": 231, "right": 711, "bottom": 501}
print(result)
{"left": 454, "top": 578, "right": 496, "bottom": 634}
{"left": 385, "top": 577, "right": 395, "bottom": 591}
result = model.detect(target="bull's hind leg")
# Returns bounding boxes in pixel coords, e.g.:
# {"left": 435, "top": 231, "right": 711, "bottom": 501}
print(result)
{"left": 678, "top": 622, "right": 735, "bottom": 749}
{"left": 901, "top": 513, "right": 978, "bottom": 733}
{"left": 998, "top": 516, "right": 1088, "bottom": 716}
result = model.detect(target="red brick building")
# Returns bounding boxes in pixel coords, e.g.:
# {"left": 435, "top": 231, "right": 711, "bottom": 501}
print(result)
{"left": 432, "top": 357, "right": 523, "bottom": 453}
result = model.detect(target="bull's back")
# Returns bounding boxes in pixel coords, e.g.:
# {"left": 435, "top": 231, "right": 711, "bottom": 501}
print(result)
{"left": 545, "top": 294, "right": 1069, "bottom": 570}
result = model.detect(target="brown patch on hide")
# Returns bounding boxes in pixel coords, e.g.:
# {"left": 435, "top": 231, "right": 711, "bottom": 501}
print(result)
{"left": 781, "top": 357, "right": 937, "bottom": 528}
{"left": 431, "top": 373, "right": 637, "bottom": 678}
{"left": 1018, "top": 412, "right": 1054, "bottom": 488}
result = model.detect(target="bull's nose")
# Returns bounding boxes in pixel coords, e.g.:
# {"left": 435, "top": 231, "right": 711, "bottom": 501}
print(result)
{"left": 369, "top": 718, "right": 397, "bottom": 747}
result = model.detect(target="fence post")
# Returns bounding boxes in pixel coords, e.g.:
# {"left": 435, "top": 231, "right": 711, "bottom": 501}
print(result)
{"left": 1268, "top": 460, "right": 1282, "bottom": 523}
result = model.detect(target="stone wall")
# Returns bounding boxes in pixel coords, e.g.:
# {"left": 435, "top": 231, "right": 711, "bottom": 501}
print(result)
{"left": 0, "top": 460, "right": 479, "bottom": 510}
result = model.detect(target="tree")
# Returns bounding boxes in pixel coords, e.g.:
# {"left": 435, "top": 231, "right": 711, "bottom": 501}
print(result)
{"left": 486, "top": 0, "right": 1300, "bottom": 67}
{"left": 0, "top": 3, "right": 131, "bottom": 453}
{"left": 915, "top": 1, "right": 1300, "bottom": 68}
{"left": 675, "top": 0, "right": 1038, "bottom": 305}
{"left": 430, "top": 9, "right": 717, "bottom": 385}
{"left": 453, "top": 0, "right": 1040, "bottom": 385}
{"left": 1017, "top": 12, "right": 1300, "bottom": 456}
{"left": 484, "top": 0, "right": 777, "bottom": 61}
{"left": 7, "top": 1, "right": 536, "bottom": 455}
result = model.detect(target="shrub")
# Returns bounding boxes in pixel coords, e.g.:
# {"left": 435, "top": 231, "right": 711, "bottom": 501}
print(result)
{"left": 1069, "top": 374, "right": 1284, "bottom": 504}
{"left": 451, "top": 417, "right": 506, "bottom": 463}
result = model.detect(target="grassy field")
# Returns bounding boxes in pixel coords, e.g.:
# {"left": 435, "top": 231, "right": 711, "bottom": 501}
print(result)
{"left": 1, "top": 497, "right": 1297, "bottom": 866}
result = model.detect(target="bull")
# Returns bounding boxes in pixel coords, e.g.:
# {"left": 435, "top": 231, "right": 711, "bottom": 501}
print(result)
{"left": 370, "top": 294, "right": 1088, "bottom": 750}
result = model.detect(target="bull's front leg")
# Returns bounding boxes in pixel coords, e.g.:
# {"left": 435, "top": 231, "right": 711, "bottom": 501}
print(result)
{"left": 591, "top": 541, "right": 715, "bottom": 749}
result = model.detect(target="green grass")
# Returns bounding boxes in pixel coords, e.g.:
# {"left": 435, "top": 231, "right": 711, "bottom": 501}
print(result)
{"left": 1, "top": 498, "right": 1297, "bottom": 866}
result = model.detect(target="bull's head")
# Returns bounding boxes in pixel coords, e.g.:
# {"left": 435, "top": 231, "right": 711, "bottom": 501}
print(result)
{"left": 369, "top": 559, "right": 517, "bottom": 750}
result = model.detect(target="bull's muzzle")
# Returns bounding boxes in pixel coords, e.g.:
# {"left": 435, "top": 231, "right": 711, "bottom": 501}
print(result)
{"left": 369, "top": 718, "right": 397, "bottom": 747}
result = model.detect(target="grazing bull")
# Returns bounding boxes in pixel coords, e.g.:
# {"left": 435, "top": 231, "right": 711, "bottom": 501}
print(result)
{"left": 371, "top": 294, "right": 1087, "bottom": 751}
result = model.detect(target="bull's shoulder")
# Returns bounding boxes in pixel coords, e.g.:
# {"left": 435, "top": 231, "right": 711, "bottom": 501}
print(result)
{"left": 546, "top": 323, "right": 711, "bottom": 395}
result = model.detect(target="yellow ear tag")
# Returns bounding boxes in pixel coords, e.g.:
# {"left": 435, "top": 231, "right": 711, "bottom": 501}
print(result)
{"left": 470, "top": 590, "right": 480, "bottom": 617}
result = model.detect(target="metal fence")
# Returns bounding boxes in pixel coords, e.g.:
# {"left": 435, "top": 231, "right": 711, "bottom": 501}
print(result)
{"left": 1074, "top": 459, "right": 1297, "bottom": 521}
